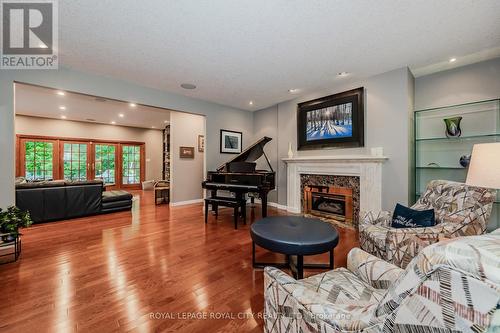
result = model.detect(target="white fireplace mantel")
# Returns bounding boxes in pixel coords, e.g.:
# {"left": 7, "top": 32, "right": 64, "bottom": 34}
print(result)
{"left": 282, "top": 155, "right": 388, "bottom": 214}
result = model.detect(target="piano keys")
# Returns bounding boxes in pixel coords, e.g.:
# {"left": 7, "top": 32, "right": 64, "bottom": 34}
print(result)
{"left": 202, "top": 136, "right": 275, "bottom": 217}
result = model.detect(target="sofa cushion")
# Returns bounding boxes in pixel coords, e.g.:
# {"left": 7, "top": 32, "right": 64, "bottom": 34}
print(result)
{"left": 65, "top": 179, "right": 104, "bottom": 186}
{"left": 102, "top": 190, "right": 133, "bottom": 203}
{"left": 16, "top": 179, "right": 66, "bottom": 189}
{"left": 391, "top": 203, "right": 435, "bottom": 228}
{"left": 302, "top": 267, "right": 386, "bottom": 304}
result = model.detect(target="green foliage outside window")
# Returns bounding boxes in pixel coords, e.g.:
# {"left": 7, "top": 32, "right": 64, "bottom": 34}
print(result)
{"left": 95, "top": 144, "right": 116, "bottom": 184}
{"left": 63, "top": 143, "right": 87, "bottom": 181}
{"left": 122, "top": 145, "right": 140, "bottom": 184}
{"left": 25, "top": 141, "right": 53, "bottom": 180}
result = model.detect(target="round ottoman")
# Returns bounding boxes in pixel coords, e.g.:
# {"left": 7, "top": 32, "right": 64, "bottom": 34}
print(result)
{"left": 250, "top": 216, "right": 339, "bottom": 279}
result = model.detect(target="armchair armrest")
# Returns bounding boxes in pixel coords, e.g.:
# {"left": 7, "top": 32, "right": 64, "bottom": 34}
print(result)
{"left": 264, "top": 267, "right": 379, "bottom": 332}
{"left": 360, "top": 210, "right": 392, "bottom": 228}
{"left": 347, "top": 248, "right": 404, "bottom": 289}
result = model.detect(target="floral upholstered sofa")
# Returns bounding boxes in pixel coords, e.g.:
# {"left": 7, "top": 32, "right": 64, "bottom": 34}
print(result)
{"left": 359, "top": 180, "right": 495, "bottom": 268}
{"left": 264, "top": 231, "right": 500, "bottom": 332}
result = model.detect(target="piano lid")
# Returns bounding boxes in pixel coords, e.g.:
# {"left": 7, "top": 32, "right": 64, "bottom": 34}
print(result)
{"left": 216, "top": 136, "right": 273, "bottom": 172}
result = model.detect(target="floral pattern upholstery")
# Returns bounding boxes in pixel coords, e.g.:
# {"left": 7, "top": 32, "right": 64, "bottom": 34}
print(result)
{"left": 359, "top": 180, "right": 495, "bottom": 268}
{"left": 264, "top": 232, "right": 500, "bottom": 333}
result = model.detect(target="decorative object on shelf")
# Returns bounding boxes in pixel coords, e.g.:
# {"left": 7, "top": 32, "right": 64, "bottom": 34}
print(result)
{"left": 459, "top": 154, "right": 471, "bottom": 168}
{"left": 179, "top": 146, "right": 195, "bottom": 158}
{"left": 220, "top": 129, "right": 242, "bottom": 154}
{"left": 287, "top": 142, "right": 293, "bottom": 158}
{"left": 466, "top": 143, "right": 500, "bottom": 189}
{"left": 443, "top": 116, "right": 463, "bottom": 138}
{"left": 297, "top": 87, "right": 364, "bottom": 150}
{"left": 0, "top": 206, "right": 32, "bottom": 242}
{"left": 198, "top": 135, "right": 205, "bottom": 152}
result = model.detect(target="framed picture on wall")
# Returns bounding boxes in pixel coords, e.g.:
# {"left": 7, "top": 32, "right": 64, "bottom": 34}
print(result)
{"left": 198, "top": 135, "right": 205, "bottom": 152}
{"left": 297, "top": 87, "right": 364, "bottom": 150}
{"left": 220, "top": 129, "right": 242, "bottom": 154}
{"left": 179, "top": 146, "right": 195, "bottom": 158}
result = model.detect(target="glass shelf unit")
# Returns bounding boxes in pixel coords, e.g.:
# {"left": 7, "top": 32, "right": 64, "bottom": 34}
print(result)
{"left": 414, "top": 98, "right": 500, "bottom": 231}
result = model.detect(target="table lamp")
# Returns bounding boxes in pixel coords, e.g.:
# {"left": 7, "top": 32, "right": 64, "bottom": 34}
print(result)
{"left": 466, "top": 143, "right": 500, "bottom": 189}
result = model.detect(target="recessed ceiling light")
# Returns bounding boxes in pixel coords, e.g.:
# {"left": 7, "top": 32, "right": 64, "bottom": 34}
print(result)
{"left": 56, "top": 91, "right": 65, "bottom": 96}
{"left": 111, "top": 121, "right": 116, "bottom": 125}
{"left": 288, "top": 88, "right": 299, "bottom": 93}
{"left": 129, "top": 103, "right": 136, "bottom": 107}
{"left": 118, "top": 113, "right": 124, "bottom": 118}
{"left": 151, "top": 126, "right": 155, "bottom": 129}
{"left": 164, "top": 120, "right": 169, "bottom": 123}
{"left": 337, "top": 72, "right": 349, "bottom": 77}
{"left": 449, "top": 57, "right": 457, "bottom": 63}
{"left": 60, "top": 115, "right": 67, "bottom": 119}
{"left": 59, "top": 106, "right": 66, "bottom": 110}
{"left": 249, "top": 101, "right": 254, "bottom": 105}
{"left": 180, "top": 83, "right": 196, "bottom": 90}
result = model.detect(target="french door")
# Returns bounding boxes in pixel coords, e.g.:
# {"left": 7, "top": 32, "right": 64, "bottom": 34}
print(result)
{"left": 60, "top": 141, "right": 90, "bottom": 181}
{"left": 94, "top": 143, "right": 118, "bottom": 187}
{"left": 17, "top": 135, "right": 144, "bottom": 189}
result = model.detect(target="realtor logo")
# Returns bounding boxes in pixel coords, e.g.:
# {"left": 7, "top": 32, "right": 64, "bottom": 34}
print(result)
{"left": 1, "top": 0, "right": 58, "bottom": 69}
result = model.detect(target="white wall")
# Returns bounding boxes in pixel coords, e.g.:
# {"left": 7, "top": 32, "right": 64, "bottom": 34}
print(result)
{"left": 170, "top": 112, "right": 205, "bottom": 203}
{"left": 253, "top": 67, "right": 415, "bottom": 210}
{"left": 0, "top": 66, "right": 253, "bottom": 208}
{"left": 15, "top": 115, "right": 164, "bottom": 180}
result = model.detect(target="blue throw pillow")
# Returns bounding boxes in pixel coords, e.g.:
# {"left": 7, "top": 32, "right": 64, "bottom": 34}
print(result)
{"left": 391, "top": 203, "right": 435, "bottom": 228}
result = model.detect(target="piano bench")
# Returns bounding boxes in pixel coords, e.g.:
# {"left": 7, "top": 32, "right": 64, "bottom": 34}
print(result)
{"left": 204, "top": 197, "right": 246, "bottom": 229}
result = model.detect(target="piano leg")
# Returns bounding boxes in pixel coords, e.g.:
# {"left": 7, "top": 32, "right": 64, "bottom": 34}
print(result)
{"left": 261, "top": 192, "right": 268, "bottom": 217}
{"left": 211, "top": 190, "right": 217, "bottom": 213}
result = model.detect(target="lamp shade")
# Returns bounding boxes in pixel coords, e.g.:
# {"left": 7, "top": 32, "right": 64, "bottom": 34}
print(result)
{"left": 466, "top": 143, "right": 500, "bottom": 189}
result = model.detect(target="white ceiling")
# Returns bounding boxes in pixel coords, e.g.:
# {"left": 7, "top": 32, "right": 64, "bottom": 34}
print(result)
{"left": 56, "top": 1, "right": 500, "bottom": 111}
{"left": 15, "top": 83, "right": 170, "bottom": 129}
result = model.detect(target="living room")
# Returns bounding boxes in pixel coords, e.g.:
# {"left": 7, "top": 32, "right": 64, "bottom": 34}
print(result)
{"left": 1, "top": 1, "right": 499, "bottom": 332}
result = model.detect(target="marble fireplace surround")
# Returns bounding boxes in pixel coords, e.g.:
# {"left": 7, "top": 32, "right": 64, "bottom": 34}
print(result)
{"left": 282, "top": 155, "right": 388, "bottom": 215}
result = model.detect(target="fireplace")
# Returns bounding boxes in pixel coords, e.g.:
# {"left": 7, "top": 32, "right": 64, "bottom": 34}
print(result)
{"left": 304, "top": 186, "right": 353, "bottom": 225}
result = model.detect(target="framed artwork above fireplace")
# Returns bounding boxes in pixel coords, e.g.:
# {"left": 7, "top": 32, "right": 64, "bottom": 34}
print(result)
{"left": 297, "top": 87, "right": 364, "bottom": 150}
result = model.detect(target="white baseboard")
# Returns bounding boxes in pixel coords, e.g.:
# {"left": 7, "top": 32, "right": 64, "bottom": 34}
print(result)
{"left": 253, "top": 199, "right": 289, "bottom": 211}
{"left": 171, "top": 198, "right": 204, "bottom": 206}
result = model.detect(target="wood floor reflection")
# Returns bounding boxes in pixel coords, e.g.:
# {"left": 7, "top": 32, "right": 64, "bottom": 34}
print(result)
{"left": 0, "top": 191, "right": 358, "bottom": 332}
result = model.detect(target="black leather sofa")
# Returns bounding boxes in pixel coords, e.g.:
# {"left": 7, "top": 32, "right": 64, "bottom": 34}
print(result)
{"left": 15, "top": 180, "right": 133, "bottom": 223}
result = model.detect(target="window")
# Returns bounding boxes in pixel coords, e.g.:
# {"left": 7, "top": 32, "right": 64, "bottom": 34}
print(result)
{"left": 24, "top": 140, "right": 54, "bottom": 180}
{"left": 122, "top": 145, "right": 141, "bottom": 185}
{"left": 95, "top": 144, "right": 116, "bottom": 185}
{"left": 63, "top": 143, "right": 88, "bottom": 181}
{"left": 17, "top": 136, "right": 144, "bottom": 188}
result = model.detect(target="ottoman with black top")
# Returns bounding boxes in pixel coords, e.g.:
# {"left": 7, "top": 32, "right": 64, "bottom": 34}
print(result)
{"left": 101, "top": 190, "right": 133, "bottom": 213}
{"left": 250, "top": 216, "right": 339, "bottom": 279}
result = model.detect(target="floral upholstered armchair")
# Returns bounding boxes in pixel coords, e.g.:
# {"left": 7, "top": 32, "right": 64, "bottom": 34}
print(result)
{"left": 264, "top": 232, "right": 500, "bottom": 332}
{"left": 359, "top": 180, "right": 495, "bottom": 268}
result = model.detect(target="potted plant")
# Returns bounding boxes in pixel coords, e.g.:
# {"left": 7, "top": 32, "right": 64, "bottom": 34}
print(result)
{"left": 0, "top": 206, "right": 33, "bottom": 242}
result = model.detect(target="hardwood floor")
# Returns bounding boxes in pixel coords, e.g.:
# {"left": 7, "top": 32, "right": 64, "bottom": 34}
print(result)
{"left": 0, "top": 191, "right": 358, "bottom": 333}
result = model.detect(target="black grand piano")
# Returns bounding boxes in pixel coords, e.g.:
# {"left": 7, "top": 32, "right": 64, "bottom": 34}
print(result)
{"left": 202, "top": 136, "right": 275, "bottom": 217}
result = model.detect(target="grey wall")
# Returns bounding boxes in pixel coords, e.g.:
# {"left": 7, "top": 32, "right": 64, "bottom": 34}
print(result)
{"left": 0, "top": 66, "right": 253, "bottom": 208}
{"left": 15, "top": 115, "right": 164, "bottom": 181}
{"left": 415, "top": 57, "right": 500, "bottom": 109}
{"left": 253, "top": 105, "right": 279, "bottom": 203}
{"left": 170, "top": 111, "right": 205, "bottom": 203}
{"left": 253, "top": 67, "right": 415, "bottom": 210}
